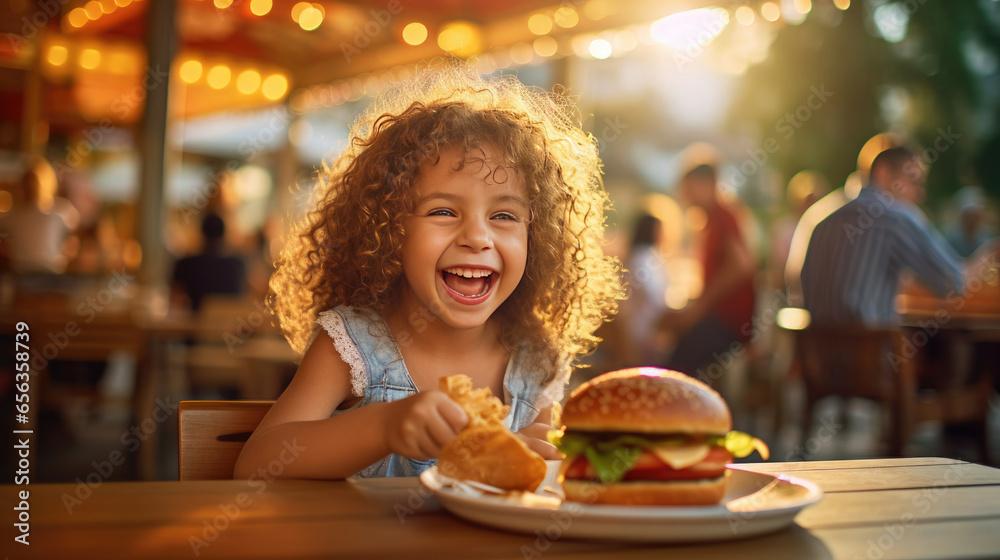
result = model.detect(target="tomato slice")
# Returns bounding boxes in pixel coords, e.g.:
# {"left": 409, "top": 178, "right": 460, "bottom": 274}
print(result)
{"left": 564, "top": 447, "right": 732, "bottom": 481}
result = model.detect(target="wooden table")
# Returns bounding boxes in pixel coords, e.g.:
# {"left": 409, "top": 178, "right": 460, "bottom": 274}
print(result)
{"left": 5, "top": 457, "right": 1000, "bottom": 559}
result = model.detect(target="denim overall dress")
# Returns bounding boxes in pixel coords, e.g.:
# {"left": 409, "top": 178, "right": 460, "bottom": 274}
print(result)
{"left": 317, "top": 305, "right": 551, "bottom": 478}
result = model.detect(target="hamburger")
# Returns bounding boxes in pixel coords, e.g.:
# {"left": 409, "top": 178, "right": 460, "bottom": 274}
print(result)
{"left": 550, "top": 368, "right": 768, "bottom": 506}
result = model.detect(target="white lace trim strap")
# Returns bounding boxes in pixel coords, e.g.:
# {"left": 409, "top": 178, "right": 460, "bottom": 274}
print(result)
{"left": 316, "top": 310, "right": 367, "bottom": 398}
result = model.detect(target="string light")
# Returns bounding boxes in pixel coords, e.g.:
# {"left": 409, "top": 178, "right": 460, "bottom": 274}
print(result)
{"left": 402, "top": 22, "right": 428, "bottom": 45}
{"left": 760, "top": 2, "right": 781, "bottom": 22}
{"left": 528, "top": 13, "right": 553, "bottom": 35}
{"left": 206, "top": 64, "right": 232, "bottom": 89}
{"left": 179, "top": 59, "right": 203, "bottom": 83}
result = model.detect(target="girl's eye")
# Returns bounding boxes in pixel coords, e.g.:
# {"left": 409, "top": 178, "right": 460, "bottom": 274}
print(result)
{"left": 491, "top": 212, "right": 520, "bottom": 221}
{"left": 428, "top": 209, "right": 456, "bottom": 217}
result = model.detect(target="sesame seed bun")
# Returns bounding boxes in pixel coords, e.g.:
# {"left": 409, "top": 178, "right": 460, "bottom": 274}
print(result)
{"left": 561, "top": 368, "right": 732, "bottom": 435}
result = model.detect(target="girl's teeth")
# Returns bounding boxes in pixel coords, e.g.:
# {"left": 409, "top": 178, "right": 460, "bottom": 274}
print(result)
{"left": 445, "top": 268, "right": 491, "bottom": 278}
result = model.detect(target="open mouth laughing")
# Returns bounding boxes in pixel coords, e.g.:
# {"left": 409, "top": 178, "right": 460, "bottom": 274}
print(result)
{"left": 440, "top": 267, "right": 497, "bottom": 302}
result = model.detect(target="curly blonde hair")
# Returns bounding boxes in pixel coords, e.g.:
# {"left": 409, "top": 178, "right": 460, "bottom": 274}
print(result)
{"left": 270, "top": 64, "right": 623, "bottom": 376}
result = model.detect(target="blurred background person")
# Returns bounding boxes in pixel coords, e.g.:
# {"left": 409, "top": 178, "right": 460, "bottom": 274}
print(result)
{"left": 768, "top": 170, "right": 829, "bottom": 293}
{"left": 801, "top": 146, "right": 964, "bottom": 326}
{"left": 620, "top": 213, "right": 670, "bottom": 366}
{"left": 661, "top": 162, "right": 755, "bottom": 380}
{"left": 170, "top": 210, "right": 247, "bottom": 314}
{"left": 0, "top": 156, "right": 79, "bottom": 274}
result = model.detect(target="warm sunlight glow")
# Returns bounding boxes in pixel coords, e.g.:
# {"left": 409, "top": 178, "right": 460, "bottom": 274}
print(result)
{"left": 298, "top": 6, "right": 323, "bottom": 30}
{"left": 236, "top": 69, "right": 261, "bottom": 94}
{"left": 776, "top": 308, "right": 811, "bottom": 330}
{"left": 179, "top": 59, "right": 203, "bottom": 83}
{"left": 437, "top": 21, "right": 482, "bottom": 58}
{"left": 67, "top": 7, "right": 89, "bottom": 27}
{"left": 79, "top": 48, "right": 101, "bottom": 69}
{"left": 833, "top": 0, "right": 850, "bottom": 9}
{"left": 533, "top": 36, "right": 558, "bottom": 57}
{"left": 736, "top": 6, "right": 755, "bottom": 25}
{"left": 528, "top": 13, "right": 553, "bottom": 35}
{"left": 793, "top": 0, "right": 812, "bottom": 15}
{"left": 262, "top": 74, "right": 289, "bottom": 100}
{"left": 650, "top": 8, "right": 730, "bottom": 50}
{"left": 291, "top": 1, "right": 310, "bottom": 20}
{"left": 509, "top": 42, "right": 534, "bottom": 64}
{"left": 206, "top": 64, "right": 232, "bottom": 89}
{"left": 588, "top": 38, "right": 612, "bottom": 59}
{"left": 250, "top": 0, "right": 272, "bottom": 16}
{"left": 214, "top": 0, "right": 233, "bottom": 9}
{"left": 553, "top": 7, "right": 579, "bottom": 28}
{"left": 47, "top": 45, "right": 69, "bottom": 66}
{"left": 402, "top": 22, "right": 428, "bottom": 45}
{"left": 760, "top": 2, "right": 781, "bottom": 22}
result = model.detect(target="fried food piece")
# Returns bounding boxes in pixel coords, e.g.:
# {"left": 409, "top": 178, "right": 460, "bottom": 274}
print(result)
{"left": 439, "top": 374, "right": 508, "bottom": 428}
{"left": 438, "top": 375, "right": 547, "bottom": 492}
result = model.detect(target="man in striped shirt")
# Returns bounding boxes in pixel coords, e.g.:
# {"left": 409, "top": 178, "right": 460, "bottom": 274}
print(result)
{"left": 801, "top": 147, "right": 965, "bottom": 326}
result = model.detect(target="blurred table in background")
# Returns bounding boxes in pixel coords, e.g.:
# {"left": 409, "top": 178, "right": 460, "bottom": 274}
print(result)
{"left": 0, "top": 286, "right": 297, "bottom": 480}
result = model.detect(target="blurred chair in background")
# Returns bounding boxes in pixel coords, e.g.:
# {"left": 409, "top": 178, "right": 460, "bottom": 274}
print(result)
{"left": 787, "top": 320, "right": 992, "bottom": 461}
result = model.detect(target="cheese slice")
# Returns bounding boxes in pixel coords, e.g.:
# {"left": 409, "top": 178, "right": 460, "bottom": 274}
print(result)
{"left": 648, "top": 444, "right": 711, "bottom": 470}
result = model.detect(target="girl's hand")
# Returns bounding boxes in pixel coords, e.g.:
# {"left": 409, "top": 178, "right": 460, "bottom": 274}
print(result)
{"left": 516, "top": 423, "right": 562, "bottom": 460}
{"left": 384, "top": 391, "right": 469, "bottom": 461}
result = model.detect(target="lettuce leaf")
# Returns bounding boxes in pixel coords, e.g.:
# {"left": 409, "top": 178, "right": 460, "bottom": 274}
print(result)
{"left": 584, "top": 445, "right": 642, "bottom": 483}
{"left": 549, "top": 429, "right": 769, "bottom": 484}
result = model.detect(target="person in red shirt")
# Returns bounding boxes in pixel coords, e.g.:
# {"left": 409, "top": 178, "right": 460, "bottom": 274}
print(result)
{"left": 660, "top": 163, "right": 755, "bottom": 382}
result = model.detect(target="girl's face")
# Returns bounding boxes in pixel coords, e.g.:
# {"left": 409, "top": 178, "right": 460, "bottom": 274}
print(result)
{"left": 398, "top": 145, "right": 529, "bottom": 331}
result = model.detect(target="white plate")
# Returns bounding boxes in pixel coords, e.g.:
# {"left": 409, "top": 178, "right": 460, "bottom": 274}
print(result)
{"left": 419, "top": 462, "right": 823, "bottom": 543}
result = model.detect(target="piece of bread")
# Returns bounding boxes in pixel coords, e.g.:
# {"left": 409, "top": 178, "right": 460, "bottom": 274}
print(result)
{"left": 437, "top": 375, "right": 546, "bottom": 492}
{"left": 562, "top": 475, "right": 728, "bottom": 506}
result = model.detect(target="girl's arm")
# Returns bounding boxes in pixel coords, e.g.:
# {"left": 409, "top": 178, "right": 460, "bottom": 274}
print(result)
{"left": 233, "top": 332, "right": 468, "bottom": 480}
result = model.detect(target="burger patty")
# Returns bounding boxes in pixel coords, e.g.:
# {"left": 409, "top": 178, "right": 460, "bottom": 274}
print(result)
{"left": 563, "top": 446, "right": 732, "bottom": 482}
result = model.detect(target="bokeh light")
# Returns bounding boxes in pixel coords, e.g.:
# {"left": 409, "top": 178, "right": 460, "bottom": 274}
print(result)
{"left": 402, "top": 22, "right": 428, "bottom": 45}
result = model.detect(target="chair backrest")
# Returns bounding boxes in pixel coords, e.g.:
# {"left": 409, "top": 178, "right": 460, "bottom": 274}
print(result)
{"left": 793, "top": 325, "right": 909, "bottom": 400}
{"left": 178, "top": 400, "right": 273, "bottom": 481}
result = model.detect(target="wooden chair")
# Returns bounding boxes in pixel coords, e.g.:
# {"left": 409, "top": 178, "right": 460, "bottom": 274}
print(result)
{"left": 178, "top": 400, "right": 273, "bottom": 481}
{"left": 790, "top": 324, "right": 993, "bottom": 460}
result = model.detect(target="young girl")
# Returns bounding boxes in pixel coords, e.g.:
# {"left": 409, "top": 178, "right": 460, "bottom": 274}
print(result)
{"left": 235, "top": 65, "right": 623, "bottom": 480}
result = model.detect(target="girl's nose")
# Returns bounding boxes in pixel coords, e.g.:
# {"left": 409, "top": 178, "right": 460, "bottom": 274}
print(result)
{"left": 458, "top": 216, "right": 493, "bottom": 251}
